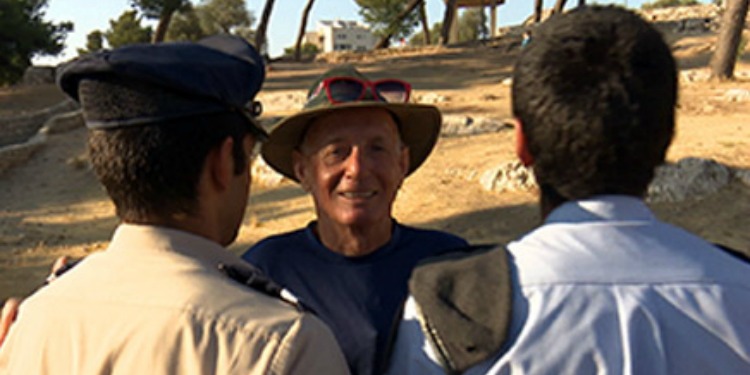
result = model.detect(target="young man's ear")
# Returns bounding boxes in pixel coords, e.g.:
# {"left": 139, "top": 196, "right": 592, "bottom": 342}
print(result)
{"left": 513, "top": 118, "right": 535, "bottom": 167}
{"left": 208, "top": 137, "right": 236, "bottom": 191}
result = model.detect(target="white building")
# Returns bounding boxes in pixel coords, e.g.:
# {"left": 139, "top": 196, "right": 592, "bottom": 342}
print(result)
{"left": 304, "top": 20, "right": 377, "bottom": 53}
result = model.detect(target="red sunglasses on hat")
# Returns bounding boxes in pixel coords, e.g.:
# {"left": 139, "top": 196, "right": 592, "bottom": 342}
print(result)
{"left": 309, "top": 77, "right": 412, "bottom": 104}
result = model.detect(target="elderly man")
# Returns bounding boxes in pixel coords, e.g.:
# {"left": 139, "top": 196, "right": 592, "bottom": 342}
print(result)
{"left": 0, "top": 36, "right": 348, "bottom": 374}
{"left": 388, "top": 6, "right": 750, "bottom": 374}
{"left": 242, "top": 65, "right": 468, "bottom": 375}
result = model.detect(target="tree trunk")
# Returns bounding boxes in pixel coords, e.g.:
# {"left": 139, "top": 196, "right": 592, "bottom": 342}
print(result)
{"left": 152, "top": 8, "right": 175, "bottom": 43}
{"left": 578, "top": 0, "right": 586, "bottom": 6}
{"left": 553, "top": 0, "right": 567, "bottom": 14}
{"left": 534, "top": 0, "right": 544, "bottom": 23}
{"left": 710, "top": 0, "right": 749, "bottom": 80}
{"left": 441, "top": 0, "right": 458, "bottom": 45}
{"left": 374, "top": 0, "right": 423, "bottom": 49}
{"left": 419, "top": 0, "right": 431, "bottom": 45}
{"left": 255, "top": 0, "right": 276, "bottom": 54}
{"left": 294, "top": 0, "right": 316, "bottom": 61}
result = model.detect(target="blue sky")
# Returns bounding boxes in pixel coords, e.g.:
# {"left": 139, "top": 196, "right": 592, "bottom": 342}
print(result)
{"left": 33, "top": 0, "right": 680, "bottom": 65}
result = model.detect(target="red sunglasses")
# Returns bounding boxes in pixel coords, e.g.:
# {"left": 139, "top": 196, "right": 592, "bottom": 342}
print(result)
{"left": 310, "top": 77, "right": 412, "bottom": 104}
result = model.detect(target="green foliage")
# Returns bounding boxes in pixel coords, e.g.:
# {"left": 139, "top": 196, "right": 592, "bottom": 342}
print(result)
{"left": 165, "top": 0, "right": 255, "bottom": 42}
{"left": 197, "top": 0, "right": 254, "bottom": 34}
{"left": 0, "top": 0, "right": 72, "bottom": 85}
{"left": 105, "top": 10, "right": 152, "bottom": 49}
{"left": 408, "top": 9, "right": 487, "bottom": 46}
{"left": 166, "top": 8, "right": 207, "bottom": 41}
{"left": 641, "top": 0, "right": 700, "bottom": 10}
{"left": 130, "top": 0, "right": 191, "bottom": 41}
{"left": 233, "top": 27, "right": 259, "bottom": 48}
{"left": 408, "top": 22, "right": 441, "bottom": 46}
{"left": 457, "top": 8, "right": 487, "bottom": 43}
{"left": 356, "top": 0, "right": 419, "bottom": 40}
{"left": 77, "top": 30, "right": 105, "bottom": 56}
{"left": 283, "top": 43, "right": 319, "bottom": 57}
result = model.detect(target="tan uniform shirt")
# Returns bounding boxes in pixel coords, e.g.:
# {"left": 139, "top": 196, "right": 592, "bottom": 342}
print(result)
{"left": 0, "top": 224, "right": 349, "bottom": 375}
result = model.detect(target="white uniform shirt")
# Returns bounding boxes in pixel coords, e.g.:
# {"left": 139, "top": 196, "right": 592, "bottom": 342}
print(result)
{"left": 388, "top": 196, "right": 750, "bottom": 374}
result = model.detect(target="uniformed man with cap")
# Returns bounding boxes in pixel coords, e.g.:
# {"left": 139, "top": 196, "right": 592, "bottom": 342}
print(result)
{"left": 0, "top": 35, "right": 349, "bottom": 374}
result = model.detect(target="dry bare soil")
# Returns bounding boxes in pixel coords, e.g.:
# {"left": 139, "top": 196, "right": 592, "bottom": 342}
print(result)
{"left": 1, "top": 32, "right": 749, "bottom": 301}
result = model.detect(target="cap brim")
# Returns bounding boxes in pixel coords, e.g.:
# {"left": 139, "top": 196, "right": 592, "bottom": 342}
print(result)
{"left": 261, "top": 102, "right": 442, "bottom": 182}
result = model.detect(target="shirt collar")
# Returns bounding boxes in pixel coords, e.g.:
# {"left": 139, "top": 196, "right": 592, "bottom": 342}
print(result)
{"left": 107, "top": 223, "right": 248, "bottom": 269}
{"left": 304, "top": 220, "right": 403, "bottom": 262}
{"left": 544, "top": 195, "right": 656, "bottom": 225}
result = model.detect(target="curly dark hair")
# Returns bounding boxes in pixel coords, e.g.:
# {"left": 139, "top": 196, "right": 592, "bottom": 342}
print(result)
{"left": 512, "top": 6, "right": 677, "bottom": 203}
{"left": 88, "top": 111, "right": 252, "bottom": 223}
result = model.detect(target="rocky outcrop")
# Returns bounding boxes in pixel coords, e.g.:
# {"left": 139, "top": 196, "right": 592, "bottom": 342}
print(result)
{"left": 256, "top": 92, "right": 306, "bottom": 114}
{"left": 21, "top": 66, "right": 57, "bottom": 86}
{"left": 251, "top": 156, "right": 286, "bottom": 187}
{"left": 735, "top": 168, "right": 750, "bottom": 187}
{"left": 640, "top": 4, "right": 722, "bottom": 23}
{"left": 0, "top": 130, "right": 47, "bottom": 176}
{"left": 441, "top": 115, "right": 512, "bottom": 137}
{"left": 45, "top": 110, "right": 84, "bottom": 134}
{"left": 480, "top": 161, "right": 536, "bottom": 193}
{"left": 479, "top": 157, "right": 746, "bottom": 203}
{"left": 415, "top": 92, "right": 449, "bottom": 104}
{"left": 647, "top": 157, "right": 732, "bottom": 202}
{"left": 0, "top": 99, "right": 78, "bottom": 147}
{"left": 0, "top": 102, "right": 82, "bottom": 176}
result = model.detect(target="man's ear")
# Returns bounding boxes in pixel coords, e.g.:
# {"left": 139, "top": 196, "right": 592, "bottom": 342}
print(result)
{"left": 514, "top": 118, "right": 534, "bottom": 167}
{"left": 292, "top": 150, "right": 309, "bottom": 191}
{"left": 208, "top": 137, "right": 236, "bottom": 191}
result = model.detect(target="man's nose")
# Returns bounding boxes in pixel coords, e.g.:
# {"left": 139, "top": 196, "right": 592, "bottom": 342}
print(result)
{"left": 343, "top": 147, "right": 365, "bottom": 176}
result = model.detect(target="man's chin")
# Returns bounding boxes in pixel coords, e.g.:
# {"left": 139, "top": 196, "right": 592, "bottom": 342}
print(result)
{"left": 335, "top": 210, "right": 390, "bottom": 228}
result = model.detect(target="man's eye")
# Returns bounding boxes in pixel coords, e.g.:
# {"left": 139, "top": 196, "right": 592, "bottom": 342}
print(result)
{"left": 323, "top": 146, "right": 349, "bottom": 162}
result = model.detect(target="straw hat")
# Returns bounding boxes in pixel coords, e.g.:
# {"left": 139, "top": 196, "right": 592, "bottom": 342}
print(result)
{"left": 261, "top": 65, "right": 441, "bottom": 182}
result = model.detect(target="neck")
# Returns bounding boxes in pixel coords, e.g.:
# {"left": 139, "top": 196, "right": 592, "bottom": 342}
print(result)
{"left": 314, "top": 218, "right": 394, "bottom": 257}
{"left": 125, "top": 211, "right": 226, "bottom": 246}
{"left": 539, "top": 183, "right": 568, "bottom": 220}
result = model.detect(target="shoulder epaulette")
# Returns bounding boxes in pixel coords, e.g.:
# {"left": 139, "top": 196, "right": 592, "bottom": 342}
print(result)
{"left": 219, "top": 263, "right": 314, "bottom": 313}
{"left": 409, "top": 244, "right": 512, "bottom": 374}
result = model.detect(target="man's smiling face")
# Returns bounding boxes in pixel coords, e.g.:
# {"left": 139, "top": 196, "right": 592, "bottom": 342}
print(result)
{"left": 293, "top": 107, "right": 409, "bottom": 229}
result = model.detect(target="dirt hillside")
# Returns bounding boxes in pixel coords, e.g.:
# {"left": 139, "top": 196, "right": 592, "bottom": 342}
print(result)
{"left": 1, "top": 19, "right": 749, "bottom": 301}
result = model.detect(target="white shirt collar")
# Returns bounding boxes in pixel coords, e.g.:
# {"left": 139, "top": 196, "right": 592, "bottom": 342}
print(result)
{"left": 545, "top": 195, "right": 655, "bottom": 224}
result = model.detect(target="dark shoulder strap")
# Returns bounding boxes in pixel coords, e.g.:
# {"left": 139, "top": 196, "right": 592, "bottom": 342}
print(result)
{"left": 219, "top": 263, "right": 314, "bottom": 313}
{"left": 409, "top": 244, "right": 512, "bottom": 374}
{"left": 714, "top": 243, "right": 750, "bottom": 264}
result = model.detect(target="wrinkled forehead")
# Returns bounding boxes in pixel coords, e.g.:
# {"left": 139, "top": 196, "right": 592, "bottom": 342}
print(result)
{"left": 300, "top": 107, "right": 402, "bottom": 149}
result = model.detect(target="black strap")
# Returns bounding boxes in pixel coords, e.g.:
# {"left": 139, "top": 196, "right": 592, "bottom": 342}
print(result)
{"left": 218, "top": 263, "right": 314, "bottom": 313}
{"left": 713, "top": 243, "right": 750, "bottom": 264}
{"left": 409, "top": 244, "right": 512, "bottom": 374}
{"left": 43, "top": 259, "right": 81, "bottom": 286}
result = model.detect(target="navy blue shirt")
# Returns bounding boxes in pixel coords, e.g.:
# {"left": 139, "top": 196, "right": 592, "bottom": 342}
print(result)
{"left": 242, "top": 221, "right": 468, "bottom": 375}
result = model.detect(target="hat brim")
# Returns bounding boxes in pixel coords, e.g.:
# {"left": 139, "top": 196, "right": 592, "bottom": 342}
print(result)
{"left": 262, "top": 101, "right": 442, "bottom": 182}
